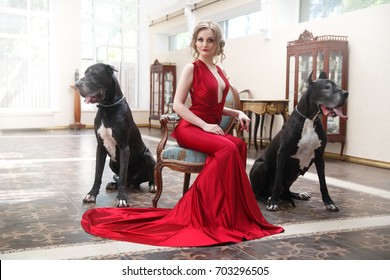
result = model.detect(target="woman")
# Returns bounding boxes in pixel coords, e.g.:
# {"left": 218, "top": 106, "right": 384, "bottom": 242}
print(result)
{"left": 81, "top": 21, "right": 283, "bottom": 247}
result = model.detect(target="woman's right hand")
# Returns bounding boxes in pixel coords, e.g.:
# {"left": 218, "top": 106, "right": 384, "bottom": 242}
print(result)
{"left": 202, "top": 123, "right": 224, "bottom": 135}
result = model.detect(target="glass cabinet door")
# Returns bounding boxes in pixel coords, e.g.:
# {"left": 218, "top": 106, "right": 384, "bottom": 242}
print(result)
{"left": 288, "top": 55, "right": 295, "bottom": 112}
{"left": 152, "top": 72, "right": 160, "bottom": 114}
{"left": 316, "top": 50, "right": 325, "bottom": 74}
{"left": 164, "top": 71, "right": 174, "bottom": 114}
{"left": 327, "top": 51, "right": 344, "bottom": 135}
{"left": 329, "top": 51, "right": 343, "bottom": 87}
{"left": 298, "top": 53, "right": 313, "bottom": 102}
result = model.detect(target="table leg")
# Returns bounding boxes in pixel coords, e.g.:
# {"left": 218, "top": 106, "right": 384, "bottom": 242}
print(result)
{"left": 247, "top": 111, "right": 252, "bottom": 148}
{"left": 254, "top": 114, "right": 261, "bottom": 151}
{"left": 269, "top": 115, "right": 275, "bottom": 144}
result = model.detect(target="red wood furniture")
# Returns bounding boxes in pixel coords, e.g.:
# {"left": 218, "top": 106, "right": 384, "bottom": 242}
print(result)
{"left": 286, "top": 30, "right": 349, "bottom": 159}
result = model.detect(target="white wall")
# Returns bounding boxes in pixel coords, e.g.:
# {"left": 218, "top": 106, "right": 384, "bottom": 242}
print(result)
{"left": 150, "top": 2, "right": 390, "bottom": 163}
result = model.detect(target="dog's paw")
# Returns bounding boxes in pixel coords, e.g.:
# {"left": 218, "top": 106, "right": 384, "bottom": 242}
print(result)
{"left": 325, "top": 203, "right": 339, "bottom": 212}
{"left": 299, "top": 192, "right": 311, "bottom": 200}
{"left": 106, "top": 182, "right": 118, "bottom": 191}
{"left": 266, "top": 204, "right": 280, "bottom": 212}
{"left": 116, "top": 199, "right": 129, "bottom": 207}
{"left": 148, "top": 185, "right": 157, "bottom": 193}
{"left": 83, "top": 194, "right": 96, "bottom": 203}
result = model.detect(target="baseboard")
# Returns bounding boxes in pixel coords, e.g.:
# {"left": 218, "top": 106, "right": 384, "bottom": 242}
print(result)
{"left": 325, "top": 152, "right": 390, "bottom": 170}
{"left": 246, "top": 139, "right": 389, "bottom": 170}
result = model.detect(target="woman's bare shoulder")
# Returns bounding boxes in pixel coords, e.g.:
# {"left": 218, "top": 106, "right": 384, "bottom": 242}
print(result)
{"left": 183, "top": 62, "right": 194, "bottom": 71}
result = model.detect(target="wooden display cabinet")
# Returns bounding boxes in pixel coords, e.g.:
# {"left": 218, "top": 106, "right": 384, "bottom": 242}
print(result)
{"left": 149, "top": 59, "right": 176, "bottom": 128}
{"left": 286, "top": 30, "right": 349, "bottom": 159}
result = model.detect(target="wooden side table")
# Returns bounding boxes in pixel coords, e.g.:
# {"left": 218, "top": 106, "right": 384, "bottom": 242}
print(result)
{"left": 240, "top": 99, "right": 289, "bottom": 150}
{"left": 69, "top": 85, "right": 86, "bottom": 129}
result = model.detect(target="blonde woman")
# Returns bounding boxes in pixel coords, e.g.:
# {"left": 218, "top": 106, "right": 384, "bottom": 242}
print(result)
{"left": 82, "top": 21, "right": 283, "bottom": 246}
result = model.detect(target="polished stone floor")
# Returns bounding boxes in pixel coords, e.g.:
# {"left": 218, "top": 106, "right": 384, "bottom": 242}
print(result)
{"left": 0, "top": 128, "right": 389, "bottom": 260}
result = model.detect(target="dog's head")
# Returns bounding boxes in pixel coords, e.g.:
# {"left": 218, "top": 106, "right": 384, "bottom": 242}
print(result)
{"left": 75, "top": 63, "right": 117, "bottom": 104}
{"left": 307, "top": 72, "right": 349, "bottom": 119}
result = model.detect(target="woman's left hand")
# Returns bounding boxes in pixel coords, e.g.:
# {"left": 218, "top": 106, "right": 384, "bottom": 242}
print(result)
{"left": 237, "top": 111, "right": 250, "bottom": 131}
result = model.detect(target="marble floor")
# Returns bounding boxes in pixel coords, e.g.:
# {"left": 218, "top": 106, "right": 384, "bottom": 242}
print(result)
{"left": 0, "top": 127, "right": 389, "bottom": 260}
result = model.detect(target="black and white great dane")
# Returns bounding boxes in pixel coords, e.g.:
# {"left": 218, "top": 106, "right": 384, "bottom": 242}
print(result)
{"left": 249, "top": 72, "right": 348, "bottom": 212}
{"left": 75, "top": 63, "right": 156, "bottom": 207}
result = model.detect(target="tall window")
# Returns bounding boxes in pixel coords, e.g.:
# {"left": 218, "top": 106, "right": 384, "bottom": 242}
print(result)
{"left": 220, "top": 11, "right": 261, "bottom": 40}
{"left": 300, "top": 0, "right": 390, "bottom": 22}
{"left": 0, "top": 0, "right": 50, "bottom": 110}
{"left": 81, "top": 0, "right": 139, "bottom": 108}
{"left": 168, "top": 10, "right": 261, "bottom": 51}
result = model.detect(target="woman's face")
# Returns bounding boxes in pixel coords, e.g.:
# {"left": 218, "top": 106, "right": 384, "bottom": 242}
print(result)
{"left": 195, "top": 28, "right": 216, "bottom": 59}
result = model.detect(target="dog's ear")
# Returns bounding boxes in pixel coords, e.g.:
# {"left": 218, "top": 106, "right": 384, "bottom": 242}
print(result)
{"left": 105, "top": 64, "right": 118, "bottom": 74}
{"left": 307, "top": 71, "right": 314, "bottom": 87}
{"left": 318, "top": 71, "right": 327, "bottom": 79}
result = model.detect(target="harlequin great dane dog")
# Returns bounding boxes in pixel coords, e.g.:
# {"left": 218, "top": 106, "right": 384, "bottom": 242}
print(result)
{"left": 249, "top": 72, "right": 348, "bottom": 211}
{"left": 75, "top": 63, "right": 156, "bottom": 207}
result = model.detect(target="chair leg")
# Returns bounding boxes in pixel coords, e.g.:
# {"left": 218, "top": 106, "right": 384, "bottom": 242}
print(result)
{"left": 183, "top": 173, "right": 191, "bottom": 195}
{"left": 152, "top": 164, "right": 164, "bottom": 208}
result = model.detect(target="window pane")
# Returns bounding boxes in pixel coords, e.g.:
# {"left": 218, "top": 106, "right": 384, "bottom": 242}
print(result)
{"left": 31, "top": 17, "right": 49, "bottom": 39}
{"left": 123, "top": 48, "right": 136, "bottom": 63}
{"left": 81, "top": 43, "right": 93, "bottom": 59}
{"left": 177, "top": 32, "right": 189, "bottom": 49}
{"left": 81, "top": 0, "right": 92, "bottom": 19}
{"left": 95, "top": 25, "right": 121, "bottom": 45}
{"left": 0, "top": 37, "right": 26, "bottom": 59}
{"left": 247, "top": 11, "right": 261, "bottom": 34}
{"left": 169, "top": 32, "right": 189, "bottom": 51}
{"left": 107, "top": 46, "right": 121, "bottom": 62}
{"left": 225, "top": 11, "right": 261, "bottom": 39}
{"left": 123, "top": 5, "right": 138, "bottom": 25}
{"left": 123, "top": 29, "right": 137, "bottom": 47}
{"left": 0, "top": 13, "right": 27, "bottom": 35}
{"left": 96, "top": 46, "right": 106, "bottom": 62}
{"left": 227, "top": 15, "right": 248, "bottom": 39}
{"left": 95, "top": 2, "right": 121, "bottom": 23}
{"left": 31, "top": 0, "right": 49, "bottom": 12}
{"left": 30, "top": 41, "right": 50, "bottom": 107}
{"left": 81, "top": 24, "right": 93, "bottom": 43}
{"left": 0, "top": 0, "right": 27, "bottom": 9}
{"left": 0, "top": 38, "right": 27, "bottom": 108}
{"left": 123, "top": 0, "right": 137, "bottom": 4}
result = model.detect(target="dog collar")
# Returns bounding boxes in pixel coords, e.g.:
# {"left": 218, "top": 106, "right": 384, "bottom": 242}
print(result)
{"left": 295, "top": 106, "right": 320, "bottom": 121}
{"left": 98, "top": 95, "right": 125, "bottom": 108}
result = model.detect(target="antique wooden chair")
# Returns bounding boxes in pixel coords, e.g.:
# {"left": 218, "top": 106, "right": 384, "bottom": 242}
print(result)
{"left": 152, "top": 85, "right": 241, "bottom": 207}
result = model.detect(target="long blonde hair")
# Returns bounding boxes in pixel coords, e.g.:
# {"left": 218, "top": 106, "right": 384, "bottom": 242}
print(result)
{"left": 190, "top": 20, "right": 226, "bottom": 62}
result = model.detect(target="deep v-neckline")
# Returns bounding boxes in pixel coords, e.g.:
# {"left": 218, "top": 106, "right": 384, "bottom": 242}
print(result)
{"left": 200, "top": 60, "right": 225, "bottom": 103}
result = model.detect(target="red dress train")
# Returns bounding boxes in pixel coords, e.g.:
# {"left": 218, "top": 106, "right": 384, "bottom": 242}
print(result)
{"left": 81, "top": 60, "right": 283, "bottom": 247}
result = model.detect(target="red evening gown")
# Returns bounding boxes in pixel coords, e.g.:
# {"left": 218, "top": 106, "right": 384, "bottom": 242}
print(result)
{"left": 81, "top": 60, "right": 283, "bottom": 247}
